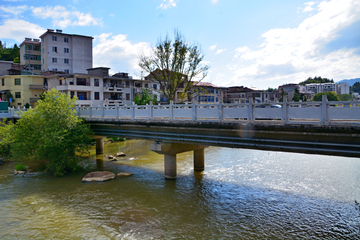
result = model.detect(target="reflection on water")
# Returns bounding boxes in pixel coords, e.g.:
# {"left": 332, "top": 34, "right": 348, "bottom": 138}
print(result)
{"left": 0, "top": 139, "right": 359, "bottom": 239}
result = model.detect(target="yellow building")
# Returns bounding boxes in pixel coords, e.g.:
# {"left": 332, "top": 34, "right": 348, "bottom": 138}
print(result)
{"left": 0, "top": 74, "right": 46, "bottom": 107}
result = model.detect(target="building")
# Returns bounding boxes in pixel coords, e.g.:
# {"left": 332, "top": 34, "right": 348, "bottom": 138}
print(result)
{"left": 225, "top": 86, "right": 279, "bottom": 104}
{"left": 19, "top": 38, "right": 41, "bottom": 74}
{"left": 0, "top": 60, "right": 13, "bottom": 76}
{"left": 278, "top": 84, "right": 299, "bottom": 101}
{"left": 193, "top": 82, "right": 228, "bottom": 103}
{"left": 338, "top": 82, "right": 350, "bottom": 94}
{"left": 305, "top": 82, "right": 337, "bottom": 94}
{"left": 0, "top": 74, "right": 46, "bottom": 107}
{"left": 40, "top": 29, "right": 93, "bottom": 74}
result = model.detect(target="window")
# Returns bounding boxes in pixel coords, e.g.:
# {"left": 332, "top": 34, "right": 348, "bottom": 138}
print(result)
{"left": 126, "top": 93, "right": 130, "bottom": 100}
{"left": 2, "top": 78, "right": 4, "bottom": 86}
{"left": 76, "top": 78, "right": 87, "bottom": 86}
{"left": 52, "top": 58, "right": 57, "bottom": 63}
{"left": 52, "top": 68, "right": 57, "bottom": 71}
{"left": 145, "top": 83, "right": 148, "bottom": 88}
{"left": 153, "top": 84, "right": 157, "bottom": 90}
{"left": 52, "top": 46, "right": 57, "bottom": 52}
{"left": 94, "top": 79, "right": 99, "bottom": 87}
{"left": 64, "top": 48, "right": 69, "bottom": 53}
{"left": 64, "top": 69, "right": 69, "bottom": 74}
{"left": 126, "top": 81, "right": 129, "bottom": 87}
{"left": 33, "top": 46, "right": 40, "bottom": 51}
{"left": 70, "top": 91, "right": 75, "bottom": 98}
{"left": 77, "top": 92, "right": 87, "bottom": 100}
{"left": 64, "top": 58, "right": 69, "bottom": 64}
{"left": 94, "top": 92, "right": 100, "bottom": 100}
{"left": 25, "top": 45, "right": 32, "bottom": 50}
{"left": 14, "top": 78, "right": 21, "bottom": 85}
{"left": 64, "top": 37, "right": 69, "bottom": 43}
{"left": 52, "top": 36, "right": 57, "bottom": 41}
{"left": 15, "top": 92, "right": 21, "bottom": 98}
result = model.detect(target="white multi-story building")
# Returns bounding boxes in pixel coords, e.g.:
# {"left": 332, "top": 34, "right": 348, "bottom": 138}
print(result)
{"left": 305, "top": 83, "right": 337, "bottom": 94}
{"left": 338, "top": 82, "right": 350, "bottom": 94}
{"left": 40, "top": 29, "right": 93, "bottom": 74}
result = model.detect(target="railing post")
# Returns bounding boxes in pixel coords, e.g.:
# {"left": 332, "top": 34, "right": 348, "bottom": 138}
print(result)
{"left": 170, "top": 100, "right": 173, "bottom": 120}
{"left": 321, "top": 94, "right": 328, "bottom": 124}
{"left": 248, "top": 98, "right": 253, "bottom": 123}
{"left": 132, "top": 102, "right": 135, "bottom": 120}
{"left": 116, "top": 103, "right": 119, "bottom": 119}
{"left": 102, "top": 103, "right": 105, "bottom": 120}
{"left": 149, "top": 101, "right": 153, "bottom": 120}
{"left": 89, "top": 103, "right": 92, "bottom": 119}
{"left": 192, "top": 101, "right": 197, "bottom": 121}
{"left": 218, "top": 102, "right": 223, "bottom": 121}
{"left": 282, "top": 96, "right": 288, "bottom": 124}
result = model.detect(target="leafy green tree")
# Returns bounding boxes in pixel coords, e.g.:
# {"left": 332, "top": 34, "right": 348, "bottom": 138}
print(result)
{"left": 312, "top": 91, "right": 340, "bottom": 101}
{"left": 279, "top": 88, "right": 288, "bottom": 102}
{"left": 139, "top": 30, "right": 209, "bottom": 102}
{"left": 133, "top": 88, "right": 158, "bottom": 105}
{"left": 352, "top": 82, "right": 360, "bottom": 93}
{"left": 337, "top": 94, "right": 352, "bottom": 101}
{"left": 0, "top": 89, "right": 93, "bottom": 176}
{"left": 291, "top": 88, "right": 300, "bottom": 102}
{"left": 0, "top": 43, "right": 20, "bottom": 62}
{"left": 299, "top": 76, "right": 334, "bottom": 86}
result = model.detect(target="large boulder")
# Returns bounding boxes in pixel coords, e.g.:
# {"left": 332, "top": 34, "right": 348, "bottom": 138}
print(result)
{"left": 116, "top": 152, "right": 126, "bottom": 157}
{"left": 82, "top": 171, "right": 116, "bottom": 182}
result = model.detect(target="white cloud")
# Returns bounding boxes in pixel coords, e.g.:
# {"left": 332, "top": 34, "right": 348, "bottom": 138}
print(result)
{"left": 209, "top": 44, "right": 217, "bottom": 51}
{"left": 303, "top": 2, "right": 316, "bottom": 12}
{"left": 0, "top": 5, "right": 28, "bottom": 16}
{"left": 211, "top": 0, "right": 219, "bottom": 3}
{"left": 31, "top": 5, "right": 102, "bottom": 28}
{"left": 93, "top": 33, "right": 151, "bottom": 76}
{"left": 157, "top": 0, "right": 178, "bottom": 10}
{"left": 229, "top": 0, "right": 360, "bottom": 88}
{"left": 215, "top": 49, "right": 225, "bottom": 55}
{"left": 0, "top": 19, "right": 45, "bottom": 42}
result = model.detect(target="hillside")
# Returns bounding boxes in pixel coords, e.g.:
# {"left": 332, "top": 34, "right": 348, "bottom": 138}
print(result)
{"left": 337, "top": 78, "right": 360, "bottom": 86}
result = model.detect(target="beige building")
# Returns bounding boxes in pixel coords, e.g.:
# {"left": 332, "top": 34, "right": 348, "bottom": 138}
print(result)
{"left": 19, "top": 38, "right": 42, "bottom": 74}
{"left": 0, "top": 74, "right": 45, "bottom": 107}
{"left": 40, "top": 29, "right": 93, "bottom": 74}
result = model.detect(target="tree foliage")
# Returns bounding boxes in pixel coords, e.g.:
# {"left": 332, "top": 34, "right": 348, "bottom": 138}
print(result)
{"left": 299, "top": 76, "right": 334, "bottom": 86}
{"left": 0, "top": 43, "right": 20, "bottom": 62}
{"left": 352, "top": 82, "right": 360, "bottom": 93}
{"left": 279, "top": 88, "right": 288, "bottom": 102}
{"left": 133, "top": 88, "right": 158, "bottom": 105}
{"left": 0, "top": 89, "right": 93, "bottom": 176}
{"left": 312, "top": 91, "right": 340, "bottom": 101}
{"left": 337, "top": 93, "right": 352, "bottom": 101}
{"left": 139, "top": 30, "right": 209, "bottom": 102}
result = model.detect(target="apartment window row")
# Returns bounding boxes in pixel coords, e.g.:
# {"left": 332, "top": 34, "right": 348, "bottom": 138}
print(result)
{"left": 52, "top": 58, "right": 70, "bottom": 64}
{"left": 52, "top": 47, "right": 70, "bottom": 53}
{"left": 24, "top": 54, "right": 41, "bottom": 61}
{"left": 52, "top": 36, "right": 69, "bottom": 43}
{"left": 25, "top": 45, "right": 41, "bottom": 51}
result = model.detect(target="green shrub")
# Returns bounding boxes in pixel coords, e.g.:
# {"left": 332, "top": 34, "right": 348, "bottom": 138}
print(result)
{"left": 15, "top": 164, "right": 27, "bottom": 171}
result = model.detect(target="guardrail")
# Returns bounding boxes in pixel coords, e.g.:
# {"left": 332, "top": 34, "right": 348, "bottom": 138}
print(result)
{"left": 1, "top": 96, "right": 360, "bottom": 124}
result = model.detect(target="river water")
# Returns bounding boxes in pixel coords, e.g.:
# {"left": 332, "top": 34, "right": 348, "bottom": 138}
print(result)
{"left": 0, "top": 139, "right": 359, "bottom": 239}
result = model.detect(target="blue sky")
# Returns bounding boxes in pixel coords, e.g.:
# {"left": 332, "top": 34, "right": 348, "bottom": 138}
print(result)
{"left": 0, "top": 0, "right": 359, "bottom": 89}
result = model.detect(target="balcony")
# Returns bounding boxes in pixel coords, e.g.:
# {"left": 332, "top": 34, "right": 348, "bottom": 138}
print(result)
{"left": 29, "top": 84, "right": 45, "bottom": 90}
{"left": 104, "top": 86, "right": 124, "bottom": 93}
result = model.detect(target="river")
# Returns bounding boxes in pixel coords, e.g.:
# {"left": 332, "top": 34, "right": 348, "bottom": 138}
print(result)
{"left": 0, "top": 139, "right": 359, "bottom": 239}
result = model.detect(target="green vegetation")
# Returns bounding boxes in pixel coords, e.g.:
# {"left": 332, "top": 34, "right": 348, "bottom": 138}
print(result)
{"left": 352, "top": 82, "right": 360, "bottom": 93}
{"left": 299, "top": 76, "right": 334, "bottom": 86}
{"left": 15, "top": 164, "right": 27, "bottom": 171}
{"left": 0, "top": 89, "right": 93, "bottom": 176}
{"left": 108, "top": 137, "right": 126, "bottom": 142}
{"left": 133, "top": 88, "right": 158, "bottom": 105}
{"left": 338, "top": 94, "right": 352, "bottom": 101}
{"left": 139, "top": 30, "right": 209, "bottom": 102}
{"left": 312, "top": 91, "right": 340, "bottom": 101}
{"left": 0, "top": 43, "right": 20, "bottom": 63}
{"left": 291, "top": 88, "right": 307, "bottom": 102}
{"left": 279, "top": 88, "right": 288, "bottom": 102}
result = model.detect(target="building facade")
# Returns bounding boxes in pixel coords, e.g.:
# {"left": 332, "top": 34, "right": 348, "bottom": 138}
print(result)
{"left": 40, "top": 29, "right": 93, "bottom": 74}
{"left": 305, "top": 83, "right": 337, "bottom": 94}
{"left": 19, "top": 38, "right": 41, "bottom": 74}
{"left": 338, "top": 82, "right": 350, "bottom": 94}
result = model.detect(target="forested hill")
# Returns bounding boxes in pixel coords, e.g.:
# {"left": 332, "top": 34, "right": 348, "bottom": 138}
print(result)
{"left": 0, "top": 43, "right": 20, "bottom": 63}
{"left": 299, "top": 77, "right": 334, "bottom": 86}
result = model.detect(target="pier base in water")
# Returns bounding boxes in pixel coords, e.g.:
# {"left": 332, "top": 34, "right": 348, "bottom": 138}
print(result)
{"left": 150, "top": 142, "right": 207, "bottom": 179}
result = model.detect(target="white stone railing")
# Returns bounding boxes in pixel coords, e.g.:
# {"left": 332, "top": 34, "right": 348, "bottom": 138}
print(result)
{"left": 1, "top": 96, "right": 360, "bottom": 124}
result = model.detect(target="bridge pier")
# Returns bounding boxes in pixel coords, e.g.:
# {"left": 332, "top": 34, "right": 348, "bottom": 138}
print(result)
{"left": 150, "top": 142, "right": 207, "bottom": 179}
{"left": 93, "top": 137, "right": 104, "bottom": 154}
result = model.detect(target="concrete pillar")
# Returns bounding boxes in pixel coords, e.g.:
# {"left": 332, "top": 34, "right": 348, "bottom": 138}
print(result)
{"left": 95, "top": 138, "right": 104, "bottom": 154}
{"left": 164, "top": 154, "right": 177, "bottom": 179}
{"left": 194, "top": 148, "right": 204, "bottom": 171}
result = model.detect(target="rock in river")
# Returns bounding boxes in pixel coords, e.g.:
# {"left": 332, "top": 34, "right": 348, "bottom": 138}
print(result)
{"left": 82, "top": 171, "right": 116, "bottom": 182}
{"left": 117, "top": 172, "right": 134, "bottom": 177}
{"left": 116, "top": 152, "right": 127, "bottom": 157}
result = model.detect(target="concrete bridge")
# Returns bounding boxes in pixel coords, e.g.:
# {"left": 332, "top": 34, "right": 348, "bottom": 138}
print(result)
{"left": 2, "top": 97, "right": 360, "bottom": 179}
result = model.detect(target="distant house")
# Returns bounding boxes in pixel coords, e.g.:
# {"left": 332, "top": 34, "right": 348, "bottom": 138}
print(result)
{"left": 19, "top": 38, "right": 41, "bottom": 74}
{"left": 193, "top": 82, "right": 228, "bottom": 104}
{"left": 305, "top": 82, "right": 337, "bottom": 94}
{"left": 338, "top": 82, "right": 350, "bottom": 94}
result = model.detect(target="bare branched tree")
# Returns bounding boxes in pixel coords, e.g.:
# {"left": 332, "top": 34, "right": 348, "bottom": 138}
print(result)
{"left": 139, "top": 30, "right": 209, "bottom": 103}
